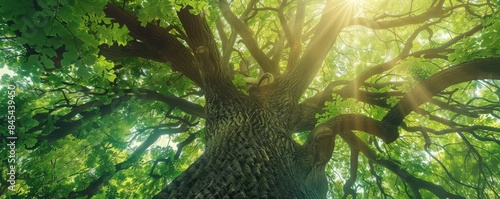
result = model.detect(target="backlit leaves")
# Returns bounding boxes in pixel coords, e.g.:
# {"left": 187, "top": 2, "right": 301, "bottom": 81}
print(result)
{"left": 1, "top": 0, "right": 499, "bottom": 198}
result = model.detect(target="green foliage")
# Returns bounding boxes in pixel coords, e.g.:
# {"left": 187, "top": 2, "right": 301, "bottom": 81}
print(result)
{"left": 449, "top": 12, "right": 500, "bottom": 63}
{"left": 405, "top": 57, "right": 439, "bottom": 81}
{"left": 1, "top": 0, "right": 499, "bottom": 198}
{"left": 136, "top": 0, "right": 177, "bottom": 26}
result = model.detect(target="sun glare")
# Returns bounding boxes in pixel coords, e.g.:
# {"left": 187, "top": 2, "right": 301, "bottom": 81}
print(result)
{"left": 347, "top": 0, "right": 363, "bottom": 6}
{"left": 331, "top": 0, "right": 366, "bottom": 18}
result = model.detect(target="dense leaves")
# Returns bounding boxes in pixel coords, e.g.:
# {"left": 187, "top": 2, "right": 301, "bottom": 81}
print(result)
{"left": 1, "top": 0, "right": 499, "bottom": 198}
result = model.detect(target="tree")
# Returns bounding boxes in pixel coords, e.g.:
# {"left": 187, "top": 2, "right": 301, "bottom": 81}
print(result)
{"left": 1, "top": 0, "right": 500, "bottom": 198}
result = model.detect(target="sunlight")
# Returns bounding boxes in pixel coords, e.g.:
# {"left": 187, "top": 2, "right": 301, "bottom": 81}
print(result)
{"left": 0, "top": 65, "right": 16, "bottom": 77}
{"left": 323, "top": 0, "right": 365, "bottom": 25}
{"left": 408, "top": 86, "right": 433, "bottom": 115}
{"left": 347, "top": 0, "right": 364, "bottom": 7}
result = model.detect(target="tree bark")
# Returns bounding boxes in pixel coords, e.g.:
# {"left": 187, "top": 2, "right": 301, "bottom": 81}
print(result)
{"left": 154, "top": 89, "right": 334, "bottom": 198}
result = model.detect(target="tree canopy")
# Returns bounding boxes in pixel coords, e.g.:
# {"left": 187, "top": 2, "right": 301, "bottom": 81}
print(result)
{"left": 1, "top": 0, "right": 500, "bottom": 198}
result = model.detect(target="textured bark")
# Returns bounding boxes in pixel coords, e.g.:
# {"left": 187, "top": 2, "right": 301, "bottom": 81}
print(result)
{"left": 154, "top": 94, "right": 332, "bottom": 198}
{"left": 101, "top": 4, "right": 330, "bottom": 197}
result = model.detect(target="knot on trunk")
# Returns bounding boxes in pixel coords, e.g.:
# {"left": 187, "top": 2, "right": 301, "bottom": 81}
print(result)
{"left": 296, "top": 125, "right": 335, "bottom": 199}
{"left": 196, "top": 45, "right": 209, "bottom": 54}
{"left": 312, "top": 126, "right": 335, "bottom": 166}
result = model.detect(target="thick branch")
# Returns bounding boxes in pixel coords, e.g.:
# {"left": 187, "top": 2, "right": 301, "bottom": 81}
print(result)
{"left": 293, "top": 83, "right": 338, "bottom": 132}
{"left": 383, "top": 58, "right": 500, "bottom": 127}
{"left": 276, "top": 1, "right": 298, "bottom": 70}
{"left": 377, "top": 158, "right": 465, "bottom": 199}
{"left": 216, "top": 18, "right": 238, "bottom": 70}
{"left": 342, "top": 148, "right": 359, "bottom": 199}
{"left": 283, "top": 0, "right": 357, "bottom": 102}
{"left": 136, "top": 89, "right": 206, "bottom": 118}
{"left": 283, "top": 0, "right": 305, "bottom": 71}
{"left": 320, "top": 114, "right": 398, "bottom": 143}
{"left": 177, "top": 8, "right": 219, "bottom": 72}
{"left": 218, "top": 0, "right": 279, "bottom": 75}
{"left": 216, "top": 5, "right": 260, "bottom": 73}
{"left": 293, "top": 81, "right": 402, "bottom": 132}
{"left": 98, "top": 41, "right": 161, "bottom": 61}
{"left": 103, "top": 3, "right": 202, "bottom": 86}
{"left": 177, "top": 6, "right": 242, "bottom": 96}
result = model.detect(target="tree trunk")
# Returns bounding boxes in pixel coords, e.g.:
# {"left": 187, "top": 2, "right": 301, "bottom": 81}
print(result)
{"left": 141, "top": 2, "right": 339, "bottom": 197}
{"left": 154, "top": 90, "right": 334, "bottom": 198}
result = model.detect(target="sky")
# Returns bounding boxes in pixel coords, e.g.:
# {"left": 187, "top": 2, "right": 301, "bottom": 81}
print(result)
{"left": 1, "top": 66, "right": 15, "bottom": 77}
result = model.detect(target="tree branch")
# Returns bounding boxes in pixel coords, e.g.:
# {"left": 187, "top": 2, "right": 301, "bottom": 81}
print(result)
{"left": 135, "top": 88, "right": 206, "bottom": 118}
{"left": 176, "top": 6, "right": 240, "bottom": 93}
{"left": 276, "top": 1, "right": 296, "bottom": 66}
{"left": 69, "top": 125, "right": 189, "bottom": 198}
{"left": 338, "top": 130, "right": 466, "bottom": 198}
{"left": 103, "top": 3, "right": 202, "bottom": 86}
{"left": 383, "top": 58, "right": 500, "bottom": 127}
{"left": 339, "top": 16, "right": 484, "bottom": 97}
{"left": 291, "top": 21, "right": 482, "bottom": 117}
{"left": 342, "top": 148, "right": 358, "bottom": 199}
{"left": 216, "top": 18, "right": 238, "bottom": 70}
{"left": 98, "top": 41, "right": 162, "bottom": 61}
{"left": 283, "top": 0, "right": 357, "bottom": 102}
{"left": 319, "top": 114, "right": 398, "bottom": 144}
{"left": 218, "top": 0, "right": 279, "bottom": 75}
{"left": 27, "top": 95, "right": 132, "bottom": 150}
{"left": 293, "top": 81, "right": 403, "bottom": 132}
{"left": 350, "top": 0, "right": 446, "bottom": 29}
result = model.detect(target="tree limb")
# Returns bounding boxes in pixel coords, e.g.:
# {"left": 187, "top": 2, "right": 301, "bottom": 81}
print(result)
{"left": 293, "top": 81, "right": 402, "bottom": 132}
{"left": 339, "top": 130, "right": 466, "bottom": 198}
{"left": 319, "top": 114, "right": 398, "bottom": 144}
{"left": 292, "top": 23, "right": 487, "bottom": 132}
{"left": 350, "top": 0, "right": 446, "bottom": 29}
{"left": 98, "top": 41, "right": 163, "bottom": 62}
{"left": 103, "top": 3, "right": 202, "bottom": 86}
{"left": 339, "top": 21, "right": 484, "bottom": 95}
{"left": 134, "top": 88, "right": 206, "bottom": 118}
{"left": 283, "top": 0, "right": 357, "bottom": 102}
{"left": 69, "top": 126, "right": 189, "bottom": 198}
{"left": 383, "top": 58, "right": 500, "bottom": 127}
{"left": 218, "top": 0, "right": 279, "bottom": 75}
{"left": 342, "top": 148, "right": 358, "bottom": 199}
